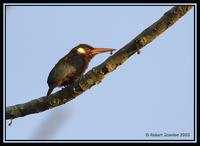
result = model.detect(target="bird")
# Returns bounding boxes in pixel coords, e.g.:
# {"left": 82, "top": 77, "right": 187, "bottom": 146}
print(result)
{"left": 47, "top": 44, "right": 115, "bottom": 96}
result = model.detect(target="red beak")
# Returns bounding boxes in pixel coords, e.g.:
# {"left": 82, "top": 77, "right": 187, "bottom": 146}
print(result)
{"left": 91, "top": 48, "right": 115, "bottom": 55}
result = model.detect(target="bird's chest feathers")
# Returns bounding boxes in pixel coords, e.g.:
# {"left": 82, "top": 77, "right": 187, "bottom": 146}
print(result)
{"left": 67, "top": 55, "right": 89, "bottom": 74}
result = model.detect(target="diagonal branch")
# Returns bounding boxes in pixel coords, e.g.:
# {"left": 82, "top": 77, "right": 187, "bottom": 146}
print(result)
{"left": 6, "top": 6, "right": 193, "bottom": 120}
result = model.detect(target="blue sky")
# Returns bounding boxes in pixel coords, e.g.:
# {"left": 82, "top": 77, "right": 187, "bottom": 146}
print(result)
{"left": 5, "top": 5, "right": 195, "bottom": 141}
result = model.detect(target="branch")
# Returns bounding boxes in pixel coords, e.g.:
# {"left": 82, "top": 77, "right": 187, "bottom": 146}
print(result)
{"left": 6, "top": 6, "right": 193, "bottom": 120}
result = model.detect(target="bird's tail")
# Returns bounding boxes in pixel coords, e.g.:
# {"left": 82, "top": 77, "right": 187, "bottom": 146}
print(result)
{"left": 47, "top": 86, "right": 54, "bottom": 96}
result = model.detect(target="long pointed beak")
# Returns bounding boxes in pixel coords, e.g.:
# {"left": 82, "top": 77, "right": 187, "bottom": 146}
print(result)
{"left": 91, "top": 48, "right": 115, "bottom": 55}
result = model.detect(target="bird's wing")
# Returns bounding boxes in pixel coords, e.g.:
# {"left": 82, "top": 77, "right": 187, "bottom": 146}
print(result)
{"left": 47, "top": 62, "right": 77, "bottom": 85}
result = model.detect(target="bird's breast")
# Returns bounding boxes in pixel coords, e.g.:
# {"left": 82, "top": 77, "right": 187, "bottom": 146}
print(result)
{"left": 67, "top": 55, "right": 88, "bottom": 73}
{"left": 47, "top": 55, "right": 89, "bottom": 87}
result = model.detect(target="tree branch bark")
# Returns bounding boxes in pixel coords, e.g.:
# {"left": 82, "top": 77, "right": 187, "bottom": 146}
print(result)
{"left": 6, "top": 6, "right": 193, "bottom": 120}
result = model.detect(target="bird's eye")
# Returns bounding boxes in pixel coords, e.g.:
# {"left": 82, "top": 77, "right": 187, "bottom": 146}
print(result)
{"left": 77, "top": 47, "right": 86, "bottom": 54}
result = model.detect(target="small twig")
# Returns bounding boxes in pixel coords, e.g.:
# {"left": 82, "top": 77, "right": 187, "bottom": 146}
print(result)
{"left": 8, "top": 119, "right": 13, "bottom": 126}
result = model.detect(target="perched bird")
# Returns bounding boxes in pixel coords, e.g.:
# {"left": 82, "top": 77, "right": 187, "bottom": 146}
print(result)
{"left": 47, "top": 44, "right": 115, "bottom": 96}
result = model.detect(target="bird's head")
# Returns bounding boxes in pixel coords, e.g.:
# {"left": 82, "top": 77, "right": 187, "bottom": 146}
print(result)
{"left": 73, "top": 44, "right": 115, "bottom": 58}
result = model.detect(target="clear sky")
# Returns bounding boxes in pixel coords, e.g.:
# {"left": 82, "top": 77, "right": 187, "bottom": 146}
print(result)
{"left": 5, "top": 5, "right": 195, "bottom": 141}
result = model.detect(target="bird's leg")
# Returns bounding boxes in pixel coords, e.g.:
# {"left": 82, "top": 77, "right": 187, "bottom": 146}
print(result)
{"left": 61, "top": 79, "right": 79, "bottom": 94}
{"left": 73, "top": 87, "right": 80, "bottom": 94}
